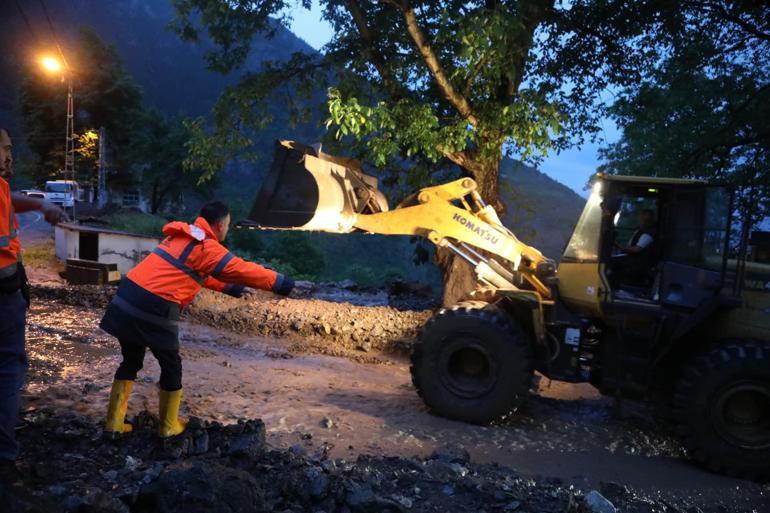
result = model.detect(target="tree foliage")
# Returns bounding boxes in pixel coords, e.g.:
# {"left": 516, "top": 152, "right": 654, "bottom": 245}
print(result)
{"left": 18, "top": 27, "right": 212, "bottom": 215}
{"left": 170, "top": 0, "right": 664, "bottom": 206}
{"left": 171, "top": 0, "right": 769, "bottom": 299}
{"left": 599, "top": 1, "right": 770, "bottom": 226}
{"left": 19, "top": 27, "right": 143, "bottom": 185}
{"left": 129, "top": 110, "right": 214, "bottom": 214}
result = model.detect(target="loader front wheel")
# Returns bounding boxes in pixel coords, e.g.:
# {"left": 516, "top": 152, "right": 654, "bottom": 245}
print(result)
{"left": 673, "top": 341, "right": 770, "bottom": 481}
{"left": 410, "top": 303, "right": 533, "bottom": 424}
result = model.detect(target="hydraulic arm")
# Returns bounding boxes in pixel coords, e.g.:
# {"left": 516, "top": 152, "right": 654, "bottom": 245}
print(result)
{"left": 353, "top": 178, "right": 555, "bottom": 298}
{"left": 241, "top": 140, "right": 556, "bottom": 300}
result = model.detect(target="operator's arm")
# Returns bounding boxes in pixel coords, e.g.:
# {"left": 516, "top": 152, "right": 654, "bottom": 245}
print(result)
{"left": 202, "top": 275, "right": 246, "bottom": 298}
{"left": 194, "top": 239, "right": 294, "bottom": 296}
{"left": 11, "top": 193, "right": 66, "bottom": 224}
{"left": 617, "top": 233, "right": 654, "bottom": 255}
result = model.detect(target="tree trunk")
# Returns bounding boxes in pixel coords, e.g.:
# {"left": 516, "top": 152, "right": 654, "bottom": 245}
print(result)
{"left": 435, "top": 154, "right": 502, "bottom": 306}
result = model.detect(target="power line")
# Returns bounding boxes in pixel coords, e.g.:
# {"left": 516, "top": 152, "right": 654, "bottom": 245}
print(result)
{"left": 13, "top": 0, "right": 40, "bottom": 42}
{"left": 37, "top": 0, "right": 70, "bottom": 70}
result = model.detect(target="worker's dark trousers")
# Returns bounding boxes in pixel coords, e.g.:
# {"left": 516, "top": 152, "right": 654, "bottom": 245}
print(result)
{"left": 114, "top": 340, "right": 182, "bottom": 391}
{"left": 0, "top": 290, "right": 28, "bottom": 461}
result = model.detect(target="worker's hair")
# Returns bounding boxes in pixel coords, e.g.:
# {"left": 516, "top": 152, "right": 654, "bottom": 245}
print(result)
{"left": 0, "top": 126, "right": 10, "bottom": 139}
{"left": 640, "top": 208, "right": 655, "bottom": 218}
{"left": 199, "top": 201, "right": 231, "bottom": 225}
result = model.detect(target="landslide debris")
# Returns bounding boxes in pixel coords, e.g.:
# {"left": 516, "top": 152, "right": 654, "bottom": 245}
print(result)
{"left": 4, "top": 412, "right": 716, "bottom": 513}
{"left": 31, "top": 283, "right": 433, "bottom": 361}
{"left": 187, "top": 289, "right": 431, "bottom": 358}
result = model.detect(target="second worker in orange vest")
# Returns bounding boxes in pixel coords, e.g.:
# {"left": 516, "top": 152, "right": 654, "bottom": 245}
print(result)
{"left": 100, "top": 201, "right": 294, "bottom": 438}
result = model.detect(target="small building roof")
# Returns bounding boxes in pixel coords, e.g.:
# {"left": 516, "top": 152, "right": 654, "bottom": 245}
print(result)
{"left": 57, "top": 222, "right": 161, "bottom": 240}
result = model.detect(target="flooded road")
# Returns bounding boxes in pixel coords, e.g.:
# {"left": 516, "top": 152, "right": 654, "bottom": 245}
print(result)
{"left": 21, "top": 300, "right": 769, "bottom": 512}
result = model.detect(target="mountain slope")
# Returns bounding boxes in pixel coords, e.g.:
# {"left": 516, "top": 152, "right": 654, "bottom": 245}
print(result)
{"left": 2, "top": 0, "right": 315, "bottom": 121}
{"left": 500, "top": 159, "right": 585, "bottom": 259}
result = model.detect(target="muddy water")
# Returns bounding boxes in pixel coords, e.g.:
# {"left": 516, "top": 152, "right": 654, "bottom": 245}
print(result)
{"left": 21, "top": 301, "right": 769, "bottom": 511}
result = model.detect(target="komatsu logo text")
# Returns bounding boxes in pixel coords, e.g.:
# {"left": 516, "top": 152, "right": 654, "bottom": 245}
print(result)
{"left": 452, "top": 213, "right": 499, "bottom": 244}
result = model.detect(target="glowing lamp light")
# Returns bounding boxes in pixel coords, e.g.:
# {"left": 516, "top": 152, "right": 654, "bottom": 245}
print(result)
{"left": 40, "top": 56, "right": 63, "bottom": 73}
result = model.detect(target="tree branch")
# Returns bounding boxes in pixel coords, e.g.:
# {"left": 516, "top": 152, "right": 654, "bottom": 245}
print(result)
{"left": 344, "top": 0, "right": 401, "bottom": 97}
{"left": 692, "top": 1, "right": 770, "bottom": 43}
{"left": 463, "top": 51, "right": 491, "bottom": 98}
{"left": 397, "top": 3, "right": 479, "bottom": 125}
{"left": 442, "top": 149, "right": 470, "bottom": 169}
{"left": 503, "top": 0, "right": 555, "bottom": 101}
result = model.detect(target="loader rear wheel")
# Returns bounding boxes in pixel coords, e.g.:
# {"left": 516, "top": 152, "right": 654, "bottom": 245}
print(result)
{"left": 410, "top": 303, "right": 533, "bottom": 424}
{"left": 673, "top": 341, "right": 770, "bottom": 481}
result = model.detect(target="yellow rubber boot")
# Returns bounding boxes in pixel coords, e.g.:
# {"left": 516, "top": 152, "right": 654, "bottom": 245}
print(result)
{"left": 105, "top": 379, "right": 134, "bottom": 436}
{"left": 158, "top": 388, "right": 187, "bottom": 437}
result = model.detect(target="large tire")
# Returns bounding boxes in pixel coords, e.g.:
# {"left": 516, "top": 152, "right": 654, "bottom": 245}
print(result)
{"left": 410, "top": 303, "right": 533, "bottom": 424}
{"left": 673, "top": 341, "right": 770, "bottom": 480}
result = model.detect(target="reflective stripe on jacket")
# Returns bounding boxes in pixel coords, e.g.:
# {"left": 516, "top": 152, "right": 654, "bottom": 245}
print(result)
{"left": 125, "top": 216, "right": 286, "bottom": 309}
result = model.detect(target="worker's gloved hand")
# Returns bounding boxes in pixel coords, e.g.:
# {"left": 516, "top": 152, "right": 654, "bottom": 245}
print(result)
{"left": 41, "top": 202, "right": 67, "bottom": 225}
{"left": 241, "top": 287, "right": 258, "bottom": 296}
{"left": 288, "top": 280, "right": 313, "bottom": 299}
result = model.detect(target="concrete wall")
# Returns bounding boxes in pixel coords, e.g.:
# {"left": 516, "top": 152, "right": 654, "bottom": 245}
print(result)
{"left": 55, "top": 224, "right": 160, "bottom": 274}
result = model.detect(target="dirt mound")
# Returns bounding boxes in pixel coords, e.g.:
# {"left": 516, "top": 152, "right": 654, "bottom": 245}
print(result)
{"left": 5, "top": 413, "right": 701, "bottom": 513}
{"left": 31, "top": 285, "right": 432, "bottom": 361}
{"left": 188, "top": 289, "right": 431, "bottom": 357}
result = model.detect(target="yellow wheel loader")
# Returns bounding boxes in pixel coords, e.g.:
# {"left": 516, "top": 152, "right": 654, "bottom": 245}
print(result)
{"left": 242, "top": 141, "right": 770, "bottom": 480}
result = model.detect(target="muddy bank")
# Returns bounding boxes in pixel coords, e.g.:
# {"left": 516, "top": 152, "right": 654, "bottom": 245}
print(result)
{"left": 6, "top": 412, "right": 750, "bottom": 513}
{"left": 31, "top": 284, "right": 432, "bottom": 361}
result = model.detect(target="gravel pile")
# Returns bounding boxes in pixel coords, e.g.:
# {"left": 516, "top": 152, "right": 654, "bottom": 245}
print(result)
{"left": 188, "top": 289, "right": 431, "bottom": 356}
{"left": 31, "top": 283, "right": 433, "bottom": 359}
{"left": 3, "top": 412, "right": 702, "bottom": 513}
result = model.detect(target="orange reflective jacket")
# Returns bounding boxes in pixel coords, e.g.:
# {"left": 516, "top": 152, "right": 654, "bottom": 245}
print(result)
{"left": 0, "top": 177, "right": 20, "bottom": 278}
{"left": 127, "top": 216, "right": 289, "bottom": 308}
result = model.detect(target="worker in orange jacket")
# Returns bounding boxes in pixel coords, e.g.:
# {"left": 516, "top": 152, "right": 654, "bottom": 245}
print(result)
{"left": 100, "top": 200, "right": 294, "bottom": 438}
{"left": 1, "top": 127, "right": 65, "bottom": 475}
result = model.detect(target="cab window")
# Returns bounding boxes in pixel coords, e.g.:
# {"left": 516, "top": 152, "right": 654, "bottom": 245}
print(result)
{"left": 563, "top": 188, "right": 603, "bottom": 262}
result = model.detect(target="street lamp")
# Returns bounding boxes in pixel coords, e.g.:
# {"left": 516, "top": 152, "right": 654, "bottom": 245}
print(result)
{"left": 39, "top": 54, "right": 76, "bottom": 219}
{"left": 40, "top": 56, "right": 62, "bottom": 73}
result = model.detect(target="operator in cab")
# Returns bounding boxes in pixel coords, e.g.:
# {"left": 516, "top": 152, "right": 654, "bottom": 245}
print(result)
{"left": 100, "top": 201, "right": 295, "bottom": 438}
{"left": 613, "top": 208, "right": 658, "bottom": 287}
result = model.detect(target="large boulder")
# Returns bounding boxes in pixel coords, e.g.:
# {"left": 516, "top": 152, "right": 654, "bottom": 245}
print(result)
{"left": 139, "top": 460, "right": 264, "bottom": 513}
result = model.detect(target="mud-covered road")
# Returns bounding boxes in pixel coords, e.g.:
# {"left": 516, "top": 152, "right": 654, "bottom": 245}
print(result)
{"left": 18, "top": 299, "right": 769, "bottom": 512}
{"left": 9, "top": 217, "right": 769, "bottom": 511}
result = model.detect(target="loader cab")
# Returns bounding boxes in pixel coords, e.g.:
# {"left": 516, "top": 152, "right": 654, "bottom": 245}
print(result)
{"left": 557, "top": 176, "right": 734, "bottom": 315}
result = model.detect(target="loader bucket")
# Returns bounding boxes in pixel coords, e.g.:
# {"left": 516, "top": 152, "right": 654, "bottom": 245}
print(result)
{"left": 242, "top": 140, "right": 388, "bottom": 233}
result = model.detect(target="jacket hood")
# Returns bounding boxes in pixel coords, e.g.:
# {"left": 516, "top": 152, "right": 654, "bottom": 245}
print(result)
{"left": 162, "top": 217, "right": 218, "bottom": 241}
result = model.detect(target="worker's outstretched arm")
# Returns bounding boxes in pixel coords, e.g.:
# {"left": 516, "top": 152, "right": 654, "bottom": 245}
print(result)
{"left": 192, "top": 239, "right": 294, "bottom": 296}
{"left": 11, "top": 193, "right": 66, "bottom": 223}
{"left": 202, "top": 276, "right": 247, "bottom": 298}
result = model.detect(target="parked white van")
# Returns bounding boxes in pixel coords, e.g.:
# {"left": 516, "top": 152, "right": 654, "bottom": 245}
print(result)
{"left": 45, "top": 180, "right": 80, "bottom": 208}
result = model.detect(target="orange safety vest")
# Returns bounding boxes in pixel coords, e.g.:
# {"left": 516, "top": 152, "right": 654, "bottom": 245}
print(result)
{"left": 126, "top": 216, "right": 284, "bottom": 308}
{"left": 0, "top": 177, "right": 20, "bottom": 279}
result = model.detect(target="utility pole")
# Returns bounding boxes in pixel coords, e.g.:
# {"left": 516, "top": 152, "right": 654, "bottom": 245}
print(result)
{"left": 41, "top": 55, "right": 76, "bottom": 219}
{"left": 65, "top": 77, "right": 76, "bottom": 220}
{"left": 64, "top": 78, "right": 75, "bottom": 182}
{"left": 98, "top": 127, "right": 107, "bottom": 208}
